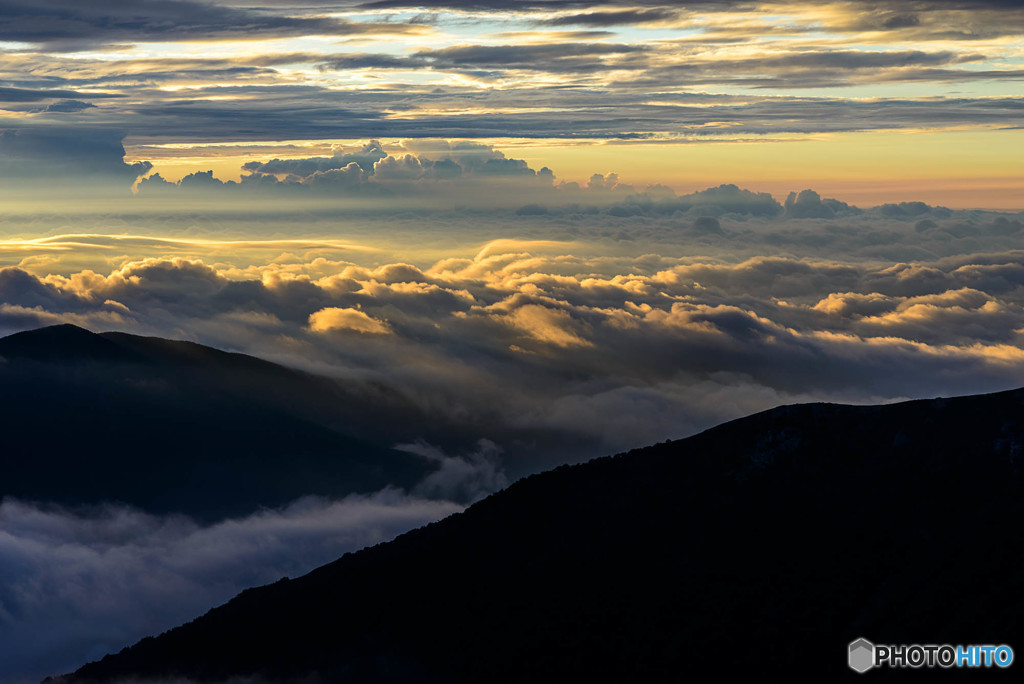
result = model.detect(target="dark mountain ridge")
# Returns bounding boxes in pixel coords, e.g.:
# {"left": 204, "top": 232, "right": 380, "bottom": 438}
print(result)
{"left": 56, "top": 386, "right": 1024, "bottom": 682}
{"left": 0, "top": 324, "right": 429, "bottom": 519}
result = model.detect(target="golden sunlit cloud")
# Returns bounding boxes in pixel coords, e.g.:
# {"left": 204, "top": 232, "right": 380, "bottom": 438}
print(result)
{"left": 308, "top": 306, "right": 392, "bottom": 334}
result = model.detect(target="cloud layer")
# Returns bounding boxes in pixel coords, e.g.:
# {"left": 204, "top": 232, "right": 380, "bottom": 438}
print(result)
{"left": 0, "top": 492, "right": 463, "bottom": 683}
{"left": 1, "top": 160, "right": 1022, "bottom": 682}
{"left": 0, "top": 1, "right": 1021, "bottom": 147}
{"left": 8, "top": 209, "right": 1024, "bottom": 680}
{"left": 3, "top": 200, "right": 1024, "bottom": 470}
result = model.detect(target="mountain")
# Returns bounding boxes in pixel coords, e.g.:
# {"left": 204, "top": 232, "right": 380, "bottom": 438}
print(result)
{"left": 0, "top": 324, "right": 430, "bottom": 519}
{"left": 55, "top": 387, "right": 1024, "bottom": 682}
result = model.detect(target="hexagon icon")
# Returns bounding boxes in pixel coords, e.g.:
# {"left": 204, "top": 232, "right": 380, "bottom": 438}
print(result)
{"left": 849, "top": 638, "right": 875, "bottom": 673}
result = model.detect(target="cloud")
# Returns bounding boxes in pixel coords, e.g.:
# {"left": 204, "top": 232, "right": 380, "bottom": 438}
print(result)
{"left": 0, "top": 3, "right": 1019, "bottom": 146}
{"left": 355, "top": 0, "right": 1024, "bottom": 45}
{"left": 0, "top": 86, "right": 115, "bottom": 106}
{"left": 493, "top": 302, "right": 594, "bottom": 348}
{"left": 0, "top": 128, "right": 150, "bottom": 196}
{"left": 407, "top": 42, "right": 647, "bottom": 73}
{"left": 0, "top": 0, "right": 423, "bottom": 49}
{"left": 308, "top": 306, "right": 391, "bottom": 334}
{"left": 5, "top": 196, "right": 1024, "bottom": 684}
{"left": 539, "top": 8, "right": 680, "bottom": 27}
{"left": 0, "top": 0, "right": 1022, "bottom": 178}
{"left": 0, "top": 492, "right": 463, "bottom": 684}
{"left": 785, "top": 189, "right": 860, "bottom": 219}
{"left": 126, "top": 142, "right": 822, "bottom": 214}
{"left": 813, "top": 291, "right": 897, "bottom": 318}
{"left": 135, "top": 140, "right": 560, "bottom": 204}
{"left": 39, "top": 99, "right": 95, "bottom": 113}
{"left": 398, "top": 439, "right": 509, "bottom": 503}
{"left": 241, "top": 140, "right": 387, "bottom": 176}
{"left": 5, "top": 207, "right": 1024, "bottom": 468}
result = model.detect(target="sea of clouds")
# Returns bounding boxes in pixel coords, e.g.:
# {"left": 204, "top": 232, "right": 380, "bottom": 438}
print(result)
{"left": 2, "top": 136, "right": 1024, "bottom": 681}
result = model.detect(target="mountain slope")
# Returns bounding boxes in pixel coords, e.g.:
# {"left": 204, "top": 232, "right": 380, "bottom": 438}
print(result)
{"left": 57, "top": 388, "right": 1024, "bottom": 682}
{"left": 0, "top": 325, "right": 430, "bottom": 519}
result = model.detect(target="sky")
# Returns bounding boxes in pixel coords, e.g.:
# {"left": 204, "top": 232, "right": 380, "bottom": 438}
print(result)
{"left": 1, "top": 1, "right": 1024, "bottom": 682}
{"left": 0, "top": 0, "right": 1021, "bottom": 206}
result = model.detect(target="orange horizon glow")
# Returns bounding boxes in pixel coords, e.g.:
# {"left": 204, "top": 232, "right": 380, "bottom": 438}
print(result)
{"left": 129, "top": 128, "right": 1024, "bottom": 211}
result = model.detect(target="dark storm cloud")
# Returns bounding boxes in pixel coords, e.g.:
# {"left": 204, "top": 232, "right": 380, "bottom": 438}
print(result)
{"left": 0, "top": 0, "right": 421, "bottom": 49}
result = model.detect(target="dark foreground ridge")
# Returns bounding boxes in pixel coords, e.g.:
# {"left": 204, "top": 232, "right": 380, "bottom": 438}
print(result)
{"left": 0, "top": 324, "right": 429, "bottom": 519}
{"left": 55, "top": 387, "right": 1024, "bottom": 682}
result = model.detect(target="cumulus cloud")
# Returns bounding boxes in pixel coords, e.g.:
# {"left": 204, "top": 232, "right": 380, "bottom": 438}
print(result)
{"left": 813, "top": 291, "right": 896, "bottom": 318}
{"left": 129, "top": 141, "right": 811, "bottom": 214}
{"left": 492, "top": 302, "right": 594, "bottom": 348}
{"left": 0, "top": 492, "right": 462, "bottom": 684}
{"left": 241, "top": 140, "right": 387, "bottom": 177}
{"left": 4, "top": 207, "right": 1024, "bottom": 469}
{"left": 308, "top": 306, "right": 391, "bottom": 334}
{"left": 135, "top": 140, "right": 562, "bottom": 205}
{"left": 785, "top": 189, "right": 860, "bottom": 219}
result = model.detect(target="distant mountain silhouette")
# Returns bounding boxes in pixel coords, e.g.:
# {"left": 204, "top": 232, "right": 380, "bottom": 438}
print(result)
{"left": 55, "top": 388, "right": 1024, "bottom": 682}
{"left": 0, "top": 324, "right": 430, "bottom": 519}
